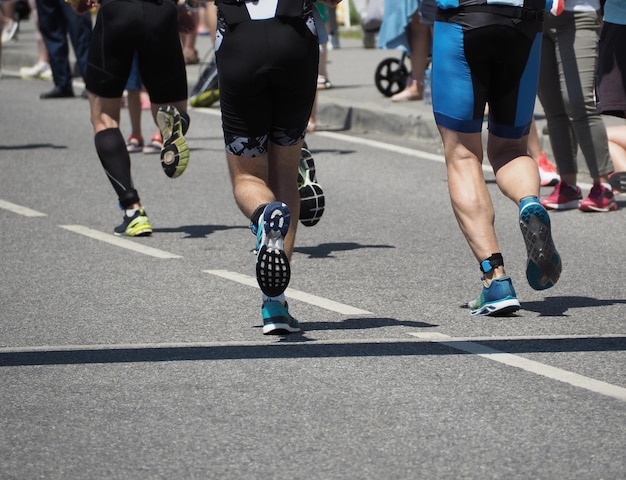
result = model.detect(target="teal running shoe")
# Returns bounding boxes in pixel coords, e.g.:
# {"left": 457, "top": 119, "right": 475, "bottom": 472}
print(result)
{"left": 261, "top": 301, "right": 300, "bottom": 335}
{"left": 157, "top": 105, "right": 189, "bottom": 178}
{"left": 519, "top": 197, "right": 562, "bottom": 290}
{"left": 256, "top": 202, "right": 291, "bottom": 297}
{"left": 468, "top": 276, "right": 521, "bottom": 316}
{"left": 114, "top": 208, "right": 152, "bottom": 237}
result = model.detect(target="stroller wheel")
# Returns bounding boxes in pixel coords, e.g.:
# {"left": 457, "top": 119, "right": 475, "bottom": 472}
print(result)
{"left": 375, "top": 57, "right": 410, "bottom": 97}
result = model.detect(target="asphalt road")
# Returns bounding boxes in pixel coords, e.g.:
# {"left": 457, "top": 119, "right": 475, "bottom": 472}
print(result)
{"left": 1, "top": 73, "right": 625, "bottom": 480}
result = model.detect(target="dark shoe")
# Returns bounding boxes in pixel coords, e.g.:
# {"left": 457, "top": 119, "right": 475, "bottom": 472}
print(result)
{"left": 40, "top": 86, "right": 75, "bottom": 99}
{"left": 608, "top": 171, "right": 626, "bottom": 194}
{"left": 156, "top": 106, "right": 189, "bottom": 178}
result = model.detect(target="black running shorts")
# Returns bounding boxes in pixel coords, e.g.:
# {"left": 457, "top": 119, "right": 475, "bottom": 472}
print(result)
{"left": 216, "top": 16, "right": 319, "bottom": 157}
{"left": 86, "top": 0, "right": 187, "bottom": 103}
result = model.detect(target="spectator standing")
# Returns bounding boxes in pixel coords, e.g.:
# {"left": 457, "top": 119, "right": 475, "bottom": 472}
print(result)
{"left": 36, "top": 0, "right": 92, "bottom": 98}
{"left": 595, "top": 0, "right": 626, "bottom": 193}
{"left": 378, "top": 0, "right": 436, "bottom": 102}
{"left": 538, "top": 0, "right": 617, "bottom": 212}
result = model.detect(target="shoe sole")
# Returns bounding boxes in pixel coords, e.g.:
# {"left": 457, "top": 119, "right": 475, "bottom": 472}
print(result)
{"left": 579, "top": 202, "right": 618, "bottom": 212}
{"left": 263, "top": 321, "right": 301, "bottom": 335}
{"left": 541, "top": 199, "right": 580, "bottom": 210}
{"left": 299, "top": 183, "right": 325, "bottom": 227}
{"left": 298, "top": 149, "right": 325, "bottom": 226}
{"left": 519, "top": 202, "right": 562, "bottom": 290}
{"left": 157, "top": 106, "right": 189, "bottom": 178}
{"left": 114, "top": 225, "right": 152, "bottom": 237}
{"left": 256, "top": 202, "right": 291, "bottom": 297}
{"left": 470, "top": 298, "right": 521, "bottom": 316}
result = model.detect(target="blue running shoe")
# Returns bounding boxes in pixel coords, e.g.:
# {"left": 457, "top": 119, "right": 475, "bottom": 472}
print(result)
{"left": 468, "top": 276, "right": 521, "bottom": 316}
{"left": 261, "top": 301, "right": 300, "bottom": 335}
{"left": 519, "top": 197, "right": 562, "bottom": 290}
{"left": 256, "top": 202, "right": 291, "bottom": 297}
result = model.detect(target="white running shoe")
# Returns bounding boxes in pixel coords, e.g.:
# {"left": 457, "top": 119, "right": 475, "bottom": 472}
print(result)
{"left": 19, "top": 62, "right": 52, "bottom": 80}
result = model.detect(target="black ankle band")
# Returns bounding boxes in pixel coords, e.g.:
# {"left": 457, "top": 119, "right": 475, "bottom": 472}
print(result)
{"left": 480, "top": 253, "right": 504, "bottom": 273}
{"left": 250, "top": 203, "right": 268, "bottom": 232}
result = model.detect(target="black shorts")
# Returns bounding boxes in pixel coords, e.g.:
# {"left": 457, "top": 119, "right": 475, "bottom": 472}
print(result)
{"left": 596, "top": 22, "right": 626, "bottom": 118}
{"left": 85, "top": 0, "right": 187, "bottom": 103}
{"left": 215, "top": 16, "right": 319, "bottom": 157}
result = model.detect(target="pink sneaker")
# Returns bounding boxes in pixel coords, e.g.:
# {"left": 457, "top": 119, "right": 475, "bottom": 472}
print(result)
{"left": 541, "top": 181, "right": 582, "bottom": 210}
{"left": 579, "top": 184, "right": 618, "bottom": 212}
{"left": 537, "top": 153, "right": 560, "bottom": 187}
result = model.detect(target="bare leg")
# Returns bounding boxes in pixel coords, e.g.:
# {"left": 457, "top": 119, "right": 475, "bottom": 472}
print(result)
{"left": 226, "top": 142, "right": 301, "bottom": 259}
{"left": 607, "top": 124, "right": 626, "bottom": 172}
{"left": 439, "top": 126, "right": 504, "bottom": 280}
{"left": 391, "top": 11, "right": 431, "bottom": 102}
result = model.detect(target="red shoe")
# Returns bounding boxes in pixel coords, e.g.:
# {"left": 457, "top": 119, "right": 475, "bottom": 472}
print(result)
{"left": 541, "top": 181, "right": 582, "bottom": 210}
{"left": 126, "top": 134, "right": 144, "bottom": 153}
{"left": 536, "top": 152, "right": 560, "bottom": 187}
{"left": 579, "top": 184, "right": 618, "bottom": 212}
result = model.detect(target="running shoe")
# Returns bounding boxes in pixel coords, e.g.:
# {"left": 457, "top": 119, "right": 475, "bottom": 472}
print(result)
{"left": 156, "top": 106, "right": 189, "bottom": 178}
{"left": 114, "top": 209, "right": 153, "bottom": 237}
{"left": 579, "top": 183, "right": 618, "bottom": 212}
{"left": 519, "top": 197, "right": 561, "bottom": 290}
{"left": 255, "top": 202, "right": 291, "bottom": 297}
{"left": 536, "top": 152, "right": 560, "bottom": 187}
{"left": 468, "top": 276, "right": 521, "bottom": 316}
{"left": 608, "top": 172, "right": 626, "bottom": 194}
{"left": 298, "top": 147, "right": 325, "bottom": 227}
{"left": 541, "top": 181, "right": 582, "bottom": 210}
{"left": 261, "top": 301, "right": 300, "bottom": 335}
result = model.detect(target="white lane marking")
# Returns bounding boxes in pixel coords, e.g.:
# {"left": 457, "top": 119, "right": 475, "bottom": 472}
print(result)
{"left": 316, "top": 131, "right": 603, "bottom": 192}
{"left": 60, "top": 225, "right": 182, "bottom": 259}
{"left": 409, "top": 332, "right": 626, "bottom": 402}
{"left": 0, "top": 199, "right": 47, "bottom": 217}
{"left": 205, "top": 269, "right": 372, "bottom": 315}
{"left": 317, "top": 130, "right": 446, "bottom": 164}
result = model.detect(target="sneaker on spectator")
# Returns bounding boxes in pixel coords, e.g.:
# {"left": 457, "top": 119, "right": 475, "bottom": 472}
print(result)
{"left": 19, "top": 61, "right": 52, "bottom": 80}
{"left": 126, "top": 134, "right": 144, "bottom": 153}
{"left": 536, "top": 152, "right": 560, "bottom": 187}
{"left": 608, "top": 172, "right": 626, "bottom": 194}
{"left": 579, "top": 183, "right": 618, "bottom": 212}
{"left": 541, "top": 181, "right": 582, "bottom": 210}
{"left": 1, "top": 19, "right": 18, "bottom": 44}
